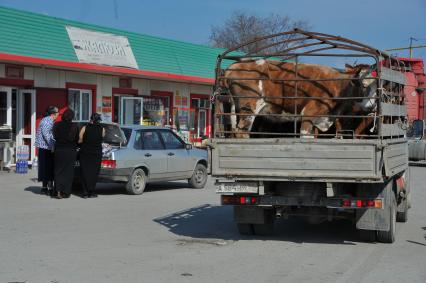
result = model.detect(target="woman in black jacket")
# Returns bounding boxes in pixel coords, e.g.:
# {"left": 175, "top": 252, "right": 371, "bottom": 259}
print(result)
{"left": 53, "top": 109, "right": 79, "bottom": 199}
{"left": 78, "top": 113, "right": 105, "bottom": 198}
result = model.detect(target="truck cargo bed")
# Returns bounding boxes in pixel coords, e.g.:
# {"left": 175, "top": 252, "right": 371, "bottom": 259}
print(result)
{"left": 210, "top": 138, "right": 407, "bottom": 182}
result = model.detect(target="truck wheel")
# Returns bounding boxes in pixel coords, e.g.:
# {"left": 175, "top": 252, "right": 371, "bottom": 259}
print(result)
{"left": 188, "top": 163, "right": 207, "bottom": 189}
{"left": 396, "top": 197, "right": 408, "bottom": 223}
{"left": 253, "top": 210, "right": 275, "bottom": 236}
{"left": 126, "top": 168, "right": 147, "bottom": 195}
{"left": 237, "top": 223, "right": 254, "bottom": 235}
{"left": 396, "top": 169, "right": 409, "bottom": 223}
{"left": 253, "top": 222, "right": 274, "bottom": 236}
{"left": 358, "top": 229, "right": 376, "bottom": 242}
{"left": 377, "top": 193, "right": 396, "bottom": 243}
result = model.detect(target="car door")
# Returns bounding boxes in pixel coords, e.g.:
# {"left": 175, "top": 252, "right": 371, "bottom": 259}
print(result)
{"left": 158, "top": 129, "right": 193, "bottom": 178}
{"left": 134, "top": 130, "right": 167, "bottom": 180}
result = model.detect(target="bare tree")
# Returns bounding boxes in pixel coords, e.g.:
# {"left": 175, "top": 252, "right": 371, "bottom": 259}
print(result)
{"left": 210, "top": 11, "right": 310, "bottom": 54}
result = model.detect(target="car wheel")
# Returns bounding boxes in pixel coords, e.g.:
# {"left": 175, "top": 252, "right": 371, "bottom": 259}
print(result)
{"left": 126, "top": 168, "right": 147, "bottom": 195}
{"left": 188, "top": 163, "right": 207, "bottom": 189}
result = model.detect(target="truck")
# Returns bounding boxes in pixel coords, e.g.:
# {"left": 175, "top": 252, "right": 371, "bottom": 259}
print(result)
{"left": 208, "top": 30, "right": 411, "bottom": 243}
{"left": 401, "top": 57, "right": 426, "bottom": 164}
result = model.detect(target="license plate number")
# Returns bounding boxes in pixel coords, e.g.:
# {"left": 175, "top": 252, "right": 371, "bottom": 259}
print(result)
{"left": 217, "top": 182, "right": 258, "bottom": 193}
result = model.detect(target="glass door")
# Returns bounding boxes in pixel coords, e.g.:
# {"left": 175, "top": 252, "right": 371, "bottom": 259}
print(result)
{"left": 17, "top": 89, "right": 36, "bottom": 163}
{"left": 120, "top": 96, "right": 143, "bottom": 125}
{"left": 198, "top": 109, "right": 207, "bottom": 137}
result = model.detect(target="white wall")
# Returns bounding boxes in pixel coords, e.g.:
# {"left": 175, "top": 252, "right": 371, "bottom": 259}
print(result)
{"left": 21, "top": 66, "right": 213, "bottom": 122}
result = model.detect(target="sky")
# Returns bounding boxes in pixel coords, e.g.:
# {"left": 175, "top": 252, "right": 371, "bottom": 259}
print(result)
{"left": 0, "top": 0, "right": 425, "bottom": 62}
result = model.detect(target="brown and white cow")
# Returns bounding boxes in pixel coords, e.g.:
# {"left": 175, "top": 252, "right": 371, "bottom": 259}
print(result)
{"left": 221, "top": 59, "right": 376, "bottom": 138}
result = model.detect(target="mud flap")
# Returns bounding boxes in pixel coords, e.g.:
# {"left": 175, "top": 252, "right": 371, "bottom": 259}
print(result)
{"left": 356, "top": 181, "right": 393, "bottom": 231}
{"left": 234, "top": 206, "right": 272, "bottom": 224}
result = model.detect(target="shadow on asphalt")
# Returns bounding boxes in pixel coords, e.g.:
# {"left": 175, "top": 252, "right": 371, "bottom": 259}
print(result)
{"left": 25, "top": 181, "right": 191, "bottom": 197}
{"left": 24, "top": 186, "right": 45, "bottom": 195}
{"left": 94, "top": 181, "right": 190, "bottom": 195}
{"left": 153, "top": 204, "right": 358, "bottom": 245}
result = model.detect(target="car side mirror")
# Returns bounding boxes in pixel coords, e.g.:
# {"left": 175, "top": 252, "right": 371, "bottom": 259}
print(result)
{"left": 411, "top": 119, "right": 424, "bottom": 139}
{"left": 185, "top": 143, "right": 193, "bottom": 150}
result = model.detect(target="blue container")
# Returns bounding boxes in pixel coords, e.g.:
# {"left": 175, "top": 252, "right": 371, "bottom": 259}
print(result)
{"left": 15, "top": 160, "right": 28, "bottom": 174}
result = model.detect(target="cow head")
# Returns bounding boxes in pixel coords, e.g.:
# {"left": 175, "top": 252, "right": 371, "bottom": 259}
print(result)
{"left": 222, "top": 59, "right": 273, "bottom": 137}
{"left": 345, "top": 64, "right": 378, "bottom": 111}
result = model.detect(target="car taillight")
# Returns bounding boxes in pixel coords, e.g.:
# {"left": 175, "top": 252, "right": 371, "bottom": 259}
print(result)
{"left": 101, "top": 159, "right": 116, "bottom": 168}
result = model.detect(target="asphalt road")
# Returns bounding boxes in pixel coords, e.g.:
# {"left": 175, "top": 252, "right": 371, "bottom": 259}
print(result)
{"left": 0, "top": 167, "right": 425, "bottom": 283}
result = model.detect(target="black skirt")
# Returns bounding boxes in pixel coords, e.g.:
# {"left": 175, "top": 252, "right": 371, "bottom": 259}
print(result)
{"left": 38, "top": 148, "right": 54, "bottom": 184}
{"left": 54, "top": 148, "right": 77, "bottom": 195}
{"left": 79, "top": 152, "right": 102, "bottom": 194}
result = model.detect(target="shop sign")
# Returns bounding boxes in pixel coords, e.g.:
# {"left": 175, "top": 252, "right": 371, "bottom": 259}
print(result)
{"left": 66, "top": 26, "right": 139, "bottom": 69}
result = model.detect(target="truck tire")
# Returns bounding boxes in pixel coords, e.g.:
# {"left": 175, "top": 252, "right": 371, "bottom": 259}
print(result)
{"left": 253, "top": 222, "right": 274, "bottom": 236}
{"left": 396, "top": 168, "right": 409, "bottom": 223}
{"left": 359, "top": 229, "right": 376, "bottom": 242}
{"left": 396, "top": 198, "right": 408, "bottom": 223}
{"left": 253, "top": 209, "right": 275, "bottom": 236}
{"left": 126, "top": 168, "right": 147, "bottom": 195}
{"left": 188, "top": 163, "right": 207, "bottom": 189}
{"left": 237, "top": 223, "right": 254, "bottom": 235}
{"left": 377, "top": 193, "right": 396, "bottom": 243}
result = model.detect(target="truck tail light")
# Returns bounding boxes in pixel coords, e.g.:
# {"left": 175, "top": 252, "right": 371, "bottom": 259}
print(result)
{"left": 101, "top": 159, "right": 116, "bottom": 169}
{"left": 341, "top": 198, "right": 383, "bottom": 209}
{"left": 221, "top": 195, "right": 258, "bottom": 205}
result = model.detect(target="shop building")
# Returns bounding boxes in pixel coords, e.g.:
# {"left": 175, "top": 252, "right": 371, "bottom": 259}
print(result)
{"left": 0, "top": 7, "right": 221, "bottom": 167}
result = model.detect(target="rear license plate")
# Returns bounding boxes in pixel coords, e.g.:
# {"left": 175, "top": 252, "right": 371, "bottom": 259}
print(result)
{"left": 217, "top": 182, "right": 259, "bottom": 193}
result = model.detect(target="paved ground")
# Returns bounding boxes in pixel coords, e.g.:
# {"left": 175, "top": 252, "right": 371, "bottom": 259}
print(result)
{"left": 0, "top": 167, "right": 425, "bottom": 283}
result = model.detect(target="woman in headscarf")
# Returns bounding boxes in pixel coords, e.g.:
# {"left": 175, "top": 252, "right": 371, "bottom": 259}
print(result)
{"left": 35, "top": 106, "right": 59, "bottom": 195}
{"left": 52, "top": 108, "right": 79, "bottom": 199}
{"left": 78, "top": 113, "right": 105, "bottom": 198}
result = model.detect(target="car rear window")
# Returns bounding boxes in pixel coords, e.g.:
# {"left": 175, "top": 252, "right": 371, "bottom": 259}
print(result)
{"left": 73, "top": 122, "right": 127, "bottom": 145}
{"left": 103, "top": 123, "right": 127, "bottom": 145}
{"left": 121, "top": 128, "right": 132, "bottom": 143}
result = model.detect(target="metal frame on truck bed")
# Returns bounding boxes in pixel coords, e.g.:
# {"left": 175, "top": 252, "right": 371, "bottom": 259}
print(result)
{"left": 208, "top": 29, "right": 410, "bottom": 243}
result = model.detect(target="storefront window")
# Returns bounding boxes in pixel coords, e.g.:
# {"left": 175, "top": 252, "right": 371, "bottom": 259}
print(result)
{"left": 142, "top": 96, "right": 169, "bottom": 126}
{"left": 0, "top": 88, "right": 16, "bottom": 135}
{"left": 0, "top": 91, "right": 7, "bottom": 126}
{"left": 68, "top": 89, "right": 92, "bottom": 121}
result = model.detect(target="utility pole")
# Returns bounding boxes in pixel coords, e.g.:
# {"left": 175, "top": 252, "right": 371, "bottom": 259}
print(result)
{"left": 409, "top": 37, "right": 418, "bottom": 58}
{"left": 386, "top": 44, "right": 426, "bottom": 58}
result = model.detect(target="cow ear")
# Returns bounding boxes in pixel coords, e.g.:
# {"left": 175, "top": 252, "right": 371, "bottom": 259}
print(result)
{"left": 345, "top": 64, "right": 355, "bottom": 74}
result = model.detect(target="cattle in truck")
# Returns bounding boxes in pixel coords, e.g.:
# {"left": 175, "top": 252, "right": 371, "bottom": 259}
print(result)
{"left": 219, "top": 59, "right": 379, "bottom": 139}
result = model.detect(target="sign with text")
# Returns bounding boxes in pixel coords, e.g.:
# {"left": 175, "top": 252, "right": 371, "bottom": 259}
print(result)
{"left": 66, "top": 26, "right": 139, "bottom": 69}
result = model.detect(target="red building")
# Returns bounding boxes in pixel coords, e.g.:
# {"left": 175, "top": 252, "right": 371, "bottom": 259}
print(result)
{"left": 401, "top": 58, "right": 426, "bottom": 122}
